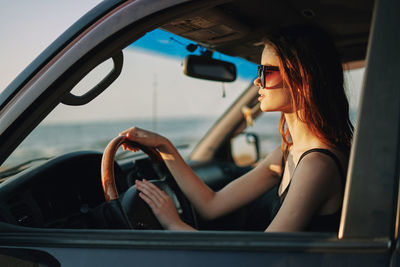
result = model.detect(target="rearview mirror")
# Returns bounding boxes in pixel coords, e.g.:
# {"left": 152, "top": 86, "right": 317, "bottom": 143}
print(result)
{"left": 183, "top": 55, "right": 236, "bottom": 82}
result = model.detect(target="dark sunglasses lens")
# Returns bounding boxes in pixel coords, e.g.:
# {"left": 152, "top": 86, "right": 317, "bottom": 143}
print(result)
{"left": 258, "top": 65, "right": 280, "bottom": 88}
{"left": 258, "top": 66, "right": 265, "bottom": 88}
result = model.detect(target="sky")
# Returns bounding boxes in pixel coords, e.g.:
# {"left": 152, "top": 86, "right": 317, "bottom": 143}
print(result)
{"left": 0, "top": 1, "right": 365, "bottom": 123}
{"left": 0, "top": 1, "right": 104, "bottom": 91}
{"left": 0, "top": 1, "right": 255, "bottom": 123}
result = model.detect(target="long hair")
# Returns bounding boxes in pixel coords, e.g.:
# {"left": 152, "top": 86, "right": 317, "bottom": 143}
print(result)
{"left": 263, "top": 25, "right": 353, "bottom": 156}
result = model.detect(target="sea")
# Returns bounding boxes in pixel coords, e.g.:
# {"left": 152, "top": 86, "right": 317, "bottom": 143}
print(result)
{"left": 2, "top": 110, "right": 357, "bottom": 169}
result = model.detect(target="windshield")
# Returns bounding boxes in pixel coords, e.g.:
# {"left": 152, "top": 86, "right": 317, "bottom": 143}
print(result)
{"left": 1, "top": 29, "right": 257, "bottom": 169}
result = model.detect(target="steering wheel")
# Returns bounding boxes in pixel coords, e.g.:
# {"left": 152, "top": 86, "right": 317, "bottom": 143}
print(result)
{"left": 101, "top": 135, "right": 195, "bottom": 229}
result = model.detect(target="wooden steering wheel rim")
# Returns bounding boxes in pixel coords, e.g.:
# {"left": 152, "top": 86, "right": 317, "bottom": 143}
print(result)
{"left": 101, "top": 135, "right": 163, "bottom": 202}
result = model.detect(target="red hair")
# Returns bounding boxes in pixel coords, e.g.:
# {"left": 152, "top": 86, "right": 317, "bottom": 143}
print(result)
{"left": 264, "top": 26, "right": 353, "bottom": 155}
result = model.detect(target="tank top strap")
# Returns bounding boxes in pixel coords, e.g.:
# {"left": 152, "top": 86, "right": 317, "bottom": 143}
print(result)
{"left": 297, "top": 148, "right": 346, "bottom": 184}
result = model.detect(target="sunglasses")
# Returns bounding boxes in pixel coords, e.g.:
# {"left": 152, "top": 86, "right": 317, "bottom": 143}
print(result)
{"left": 257, "top": 65, "right": 280, "bottom": 88}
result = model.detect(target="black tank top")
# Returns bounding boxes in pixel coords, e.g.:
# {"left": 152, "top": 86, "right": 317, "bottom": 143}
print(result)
{"left": 268, "top": 148, "right": 346, "bottom": 232}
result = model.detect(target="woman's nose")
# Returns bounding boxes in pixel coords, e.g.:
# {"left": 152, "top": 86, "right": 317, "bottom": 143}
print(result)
{"left": 254, "top": 77, "right": 261, "bottom": 87}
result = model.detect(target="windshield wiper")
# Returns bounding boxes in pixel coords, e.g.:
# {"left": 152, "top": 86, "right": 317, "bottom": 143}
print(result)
{"left": 0, "top": 157, "right": 49, "bottom": 181}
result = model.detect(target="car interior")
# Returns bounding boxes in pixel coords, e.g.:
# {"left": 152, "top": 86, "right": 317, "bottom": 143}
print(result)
{"left": 0, "top": 0, "right": 375, "bottom": 234}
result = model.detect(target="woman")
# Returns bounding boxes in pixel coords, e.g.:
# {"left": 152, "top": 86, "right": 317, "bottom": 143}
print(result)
{"left": 120, "top": 25, "right": 353, "bottom": 232}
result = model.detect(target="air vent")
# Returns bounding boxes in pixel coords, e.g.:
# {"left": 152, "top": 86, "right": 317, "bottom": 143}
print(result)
{"left": 10, "top": 202, "right": 35, "bottom": 227}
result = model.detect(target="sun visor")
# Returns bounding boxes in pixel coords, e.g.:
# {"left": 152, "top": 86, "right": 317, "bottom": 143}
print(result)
{"left": 161, "top": 9, "right": 249, "bottom": 45}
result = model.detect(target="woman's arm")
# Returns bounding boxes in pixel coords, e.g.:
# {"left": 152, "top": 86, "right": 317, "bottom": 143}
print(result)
{"left": 159, "top": 141, "right": 283, "bottom": 220}
{"left": 120, "top": 127, "right": 282, "bottom": 226}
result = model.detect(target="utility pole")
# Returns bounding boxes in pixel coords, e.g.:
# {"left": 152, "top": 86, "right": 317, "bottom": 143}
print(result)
{"left": 152, "top": 74, "right": 157, "bottom": 132}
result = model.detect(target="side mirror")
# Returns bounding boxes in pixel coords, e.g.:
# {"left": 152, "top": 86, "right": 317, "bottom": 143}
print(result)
{"left": 183, "top": 55, "right": 236, "bottom": 82}
{"left": 231, "top": 132, "right": 260, "bottom": 166}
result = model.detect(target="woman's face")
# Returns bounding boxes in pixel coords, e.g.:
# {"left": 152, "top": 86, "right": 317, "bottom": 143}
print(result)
{"left": 254, "top": 44, "right": 293, "bottom": 113}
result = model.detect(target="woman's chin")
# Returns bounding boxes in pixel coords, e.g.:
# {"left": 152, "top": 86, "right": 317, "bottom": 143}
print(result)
{"left": 260, "top": 102, "right": 288, "bottom": 113}
{"left": 260, "top": 102, "right": 275, "bottom": 112}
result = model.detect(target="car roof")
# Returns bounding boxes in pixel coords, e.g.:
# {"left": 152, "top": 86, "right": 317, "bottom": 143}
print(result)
{"left": 162, "top": 0, "right": 374, "bottom": 65}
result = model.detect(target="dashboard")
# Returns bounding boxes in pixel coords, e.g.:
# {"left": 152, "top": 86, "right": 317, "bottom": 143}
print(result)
{"left": 0, "top": 151, "right": 125, "bottom": 229}
{"left": 0, "top": 150, "right": 260, "bottom": 231}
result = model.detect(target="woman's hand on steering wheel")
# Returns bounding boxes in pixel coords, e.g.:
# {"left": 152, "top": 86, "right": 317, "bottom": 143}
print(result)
{"left": 136, "top": 179, "right": 194, "bottom": 230}
{"left": 119, "top": 127, "right": 169, "bottom": 152}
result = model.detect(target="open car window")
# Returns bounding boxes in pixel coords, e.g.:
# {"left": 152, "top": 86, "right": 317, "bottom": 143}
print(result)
{"left": 1, "top": 29, "right": 256, "bottom": 170}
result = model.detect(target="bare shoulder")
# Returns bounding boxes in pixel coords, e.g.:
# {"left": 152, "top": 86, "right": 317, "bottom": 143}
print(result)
{"left": 297, "top": 150, "right": 344, "bottom": 175}
{"left": 292, "top": 150, "right": 345, "bottom": 191}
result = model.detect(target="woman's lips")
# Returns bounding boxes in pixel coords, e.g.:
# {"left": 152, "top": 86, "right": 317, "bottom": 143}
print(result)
{"left": 257, "top": 75, "right": 285, "bottom": 101}
{"left": 258, "top": 89, "right": 265, "bottom": 101}
{"left": 258, "top": 81, "right": 284, "bottom": 102}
